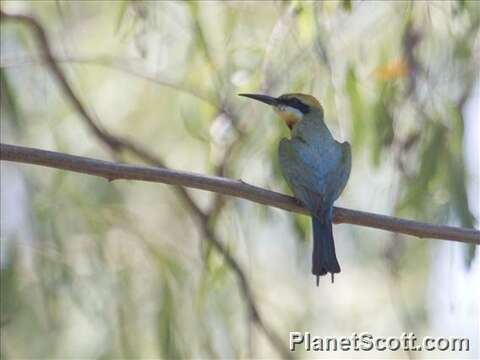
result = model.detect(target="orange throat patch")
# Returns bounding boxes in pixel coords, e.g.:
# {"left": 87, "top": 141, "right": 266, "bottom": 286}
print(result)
{"left": 280, "top": 112, "right": 300, "bottom": 130}
{"left": 286, "top": 119, "right": 296, "bottom": 130}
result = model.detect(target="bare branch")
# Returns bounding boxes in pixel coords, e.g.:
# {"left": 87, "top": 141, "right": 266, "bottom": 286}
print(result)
{"left": 2, "top": 9, "right": 478, "bottom": 359}
{"left": 2, "top": 143, "right": 478, "bottom": 245}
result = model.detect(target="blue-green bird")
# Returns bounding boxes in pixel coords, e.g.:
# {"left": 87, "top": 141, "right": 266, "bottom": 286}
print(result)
{"left": 239, "top": 93, "right": 351, "bottom": 285}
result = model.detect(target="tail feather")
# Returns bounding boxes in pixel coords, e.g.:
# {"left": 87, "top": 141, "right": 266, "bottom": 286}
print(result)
{"left": 312, "top": 216, "right": 341, "bottom": 285}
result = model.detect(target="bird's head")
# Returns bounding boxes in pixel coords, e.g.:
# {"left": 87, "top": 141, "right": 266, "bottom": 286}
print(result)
{"left": 239, "top": 93, "right": 323, "bottom": 129}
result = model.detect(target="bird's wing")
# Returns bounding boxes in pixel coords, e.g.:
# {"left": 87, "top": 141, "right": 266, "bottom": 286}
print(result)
{"left": 329, "top": 141, "right": 351, "bottom": 201}
{"left": 279, "top": 138, "right": 350, "bottom": 215}
{"left": 279, "top": 138, "right": 329, "bottom": 214}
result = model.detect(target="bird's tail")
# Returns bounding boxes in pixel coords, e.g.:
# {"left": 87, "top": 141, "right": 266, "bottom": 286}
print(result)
{"left": 312, "top": 215, "right": 341, "bottom": 285}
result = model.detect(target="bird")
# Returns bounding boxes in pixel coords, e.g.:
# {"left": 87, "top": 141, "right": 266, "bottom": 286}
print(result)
{"left": 239, "top": 93, "right": 351, "bottom": 285}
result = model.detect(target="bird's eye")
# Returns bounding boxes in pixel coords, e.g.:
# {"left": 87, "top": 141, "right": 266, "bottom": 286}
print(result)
{"left": 289, "top": 98, "right": 309, "bottom": 113}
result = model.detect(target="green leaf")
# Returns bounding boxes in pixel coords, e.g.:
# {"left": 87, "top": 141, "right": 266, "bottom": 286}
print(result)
{"left": 0, "top": 68, "right": 21, "bottom": 131}
{"left": 115, "top": 1, "right": 132, "bottom": 33}
{"left": 115, "top": 0, "right": 139, "bottom": 37}
{"left": 345, "top": 65, "right": 365, "bottom": 149}
{"left": 157, "top": 281, "right": 183, "bottom": 360}
{"left": 445, "top": 106, "right": 475, "bottom": 228}
{"left": 371, "top": 85, "right": 395, "bottom": 167}
{"left": 398, "top": 122, "right": 447, "bottom": 215}
{"left": 341, "top": 0, "right": 352, "bottom": 12}
{"left": 293, "top": 213, "right": 310, "bottom": 245}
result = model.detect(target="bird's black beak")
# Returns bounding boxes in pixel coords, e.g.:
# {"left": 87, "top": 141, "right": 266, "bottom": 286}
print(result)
{"left": 238, "top": 93, "right": 279, "bottom": 106}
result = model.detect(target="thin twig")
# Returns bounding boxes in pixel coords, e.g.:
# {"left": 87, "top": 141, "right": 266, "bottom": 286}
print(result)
{"left": 2, "top": 143, "right": 478, "bottom": 245}
{"left": 0, "top": 54, "right": 223, "bottom": 110}
{"left": 0, "top": 10, "right": 290, "bottom": 358}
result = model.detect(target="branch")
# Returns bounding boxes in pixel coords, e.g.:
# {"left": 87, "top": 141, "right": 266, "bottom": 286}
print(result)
{"left": 1, "top": 9, "right": 478, "bottom": 359}
{"left": 2, "top": 143, "right": 478, "bottom": 245}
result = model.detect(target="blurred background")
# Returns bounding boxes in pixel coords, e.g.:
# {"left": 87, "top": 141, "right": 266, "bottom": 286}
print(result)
{"left": 1, "top": 1, "right": 478, "bottom": 359}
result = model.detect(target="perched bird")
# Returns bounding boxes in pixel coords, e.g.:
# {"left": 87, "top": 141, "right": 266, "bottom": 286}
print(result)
{"left": 239, "top": 93, "right": 351, "bottom": 285}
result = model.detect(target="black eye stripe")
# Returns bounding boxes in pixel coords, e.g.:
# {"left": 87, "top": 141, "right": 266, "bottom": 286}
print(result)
{"left": 284, "top": 98, "right": 310, "bottom": 114}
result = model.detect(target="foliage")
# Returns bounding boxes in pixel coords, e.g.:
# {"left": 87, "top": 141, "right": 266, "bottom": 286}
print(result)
{"left": 1, "top": 1, "right": 478, "bottom": 358}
